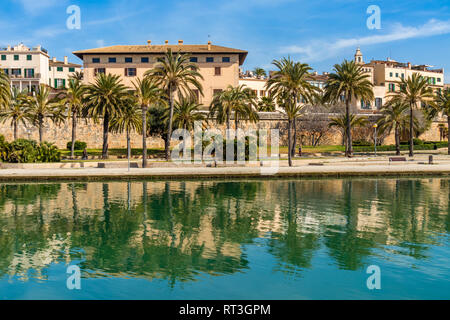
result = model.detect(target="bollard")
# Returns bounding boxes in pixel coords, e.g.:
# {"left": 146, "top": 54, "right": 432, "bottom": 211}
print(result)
{"left": 429, "top": 155, "right": 433, "bottom": 165}
{"left": 298, "top": 146, "right": 302, "bottom": 157}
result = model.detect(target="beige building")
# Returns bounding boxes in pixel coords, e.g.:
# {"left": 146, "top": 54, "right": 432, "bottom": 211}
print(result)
{"left": 73, "top": 40, "right": 248, "bottom": 107}
{"left": 0, "top": 43, "right": 50, "bottom": 93}
{"left": 354, "top": 48, "right": 445, "bottom": 110}
{"left": 48, "top": 56, "right": 82, "bottom": 89}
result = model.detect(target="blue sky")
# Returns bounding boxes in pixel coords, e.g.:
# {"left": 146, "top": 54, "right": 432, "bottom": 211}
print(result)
{"left": 2, "top": 0, "right": 450, "bottom": 82}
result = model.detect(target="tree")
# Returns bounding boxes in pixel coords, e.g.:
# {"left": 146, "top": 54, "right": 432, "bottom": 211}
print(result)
{"left": 258, "top": 94, "right": 276, "bottom": 112}
{"left": 377, "top": 101, "right": 409, "bottom": 155}
{"left": 109, "top": 101, "right": 142, "bottom": 162}
{"left": 0, "top": 70, "right": 10, "bottom": 109}
{"left": 0, "top": 87, "right": 30, "bottom": 140}
{"left": 84, "top": 73, "right": 129, "bottom": 159}
{"left": 60, "top": 78, "right": 86, "bottom": 158}
{"left": 170, "top": 95, "right": 205, "bottom": 131}
{"left": 389, "top": 73, "right": 433, "bottom": 157}
{"left": 328, "top": 114, "right": 368, "bottom": 149}
{"left": 428, "top": 88, "right": 450, "bottom": 155}
{"left": 323, "top": 60, "right": 374, "bottom": 157}
{"left": 71, "top": 71, "right": 84, "bottom": 82}
{"left": 24, "top": 84, "right": 65, "bottom": 143}
{"left": 133, "top": 78, "right": 166, "bottom": 168}
{"left": 266, "top": 57, "right": 317, "bottom": 166}
{"left": 253, "top": 67, "right": 267, "bottom": 79}
{"left": 145, "top": 49, "right": 204, "bottom": 160}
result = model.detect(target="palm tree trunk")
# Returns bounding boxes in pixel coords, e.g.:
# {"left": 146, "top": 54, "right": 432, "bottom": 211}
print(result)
{"left": 409, "top": 104, "right": 414, "bottom": 157}
{"left": 71, "top": 111, "right": 77, "bottom": 159}
{"left": 166, "top": 89, "right": 174, "bottom": 161}
{"left": 13, "top": 121, "right": 17, "bottom": 141}
{"left": 448, "top": 116, "right": 450, "bottom": 155}
{"left": 346, "top": 97, "right": 352, "bottom": 157}
{"left": 127, "top": 128, "right": 131, "bottom": 171}
{"left": 395, "top": 125, "right": 400, "bottom": 156}
{"left": 292, "top": 118, "right": 297, "bottom": 157}
{"left": 142, "top": 105, "right": 148, "bottom": 168}
{"left": 226, "top": 109, "right": 231, "bottom": 140}
{"left": 102, "top": 110, "right": 110, "bottom": 159}
{"left": 235, "top": 112, "right": 238, "bottom": 132}
{"left": 288, "top": 119, "right": 292, "bottom": 167}
{"left": 38, "top": 116, "right": 43, "bottom": 143}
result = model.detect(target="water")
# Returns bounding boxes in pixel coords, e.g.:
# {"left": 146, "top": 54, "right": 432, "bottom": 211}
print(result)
{"left": 0, "top": 178, "right": 449, "bottom": 300}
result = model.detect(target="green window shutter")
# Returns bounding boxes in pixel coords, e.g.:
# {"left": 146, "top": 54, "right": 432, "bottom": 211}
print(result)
{"left": 54, "top": 79, "right": 58, "bottom": 88}
{"left": 63, "top": 79, "right": 66, "bottom": 88}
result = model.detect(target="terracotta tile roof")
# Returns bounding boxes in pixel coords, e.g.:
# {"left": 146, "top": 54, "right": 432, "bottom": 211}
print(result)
{"left": 73, "top": 44, "right": 248, "bottom": 65}
{"left": 49, "top": 60, "right": 82, "bottom": 68}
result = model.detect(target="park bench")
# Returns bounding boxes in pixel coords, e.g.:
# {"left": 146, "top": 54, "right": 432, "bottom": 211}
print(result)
{"left": 389, "top": 157, "right": 407, "bottom": 164}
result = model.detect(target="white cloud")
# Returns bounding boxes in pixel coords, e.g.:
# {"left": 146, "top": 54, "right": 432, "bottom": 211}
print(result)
{"left": 281, "top": 19, "right": 450, "bottom": 62}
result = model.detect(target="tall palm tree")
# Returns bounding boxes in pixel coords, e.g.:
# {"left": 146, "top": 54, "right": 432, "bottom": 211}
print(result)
{"left": 0, "top": 70, "right": 11, "bottom": 109}
{"left": 266, "top": 57, "right": 317, "bottom": 166}
{"left": 24, "top": 84, "right": 65, "bottom": 143}
{"left": 323, "top": 60, "right": 374, "bottom": 157}
{"left": 0, "top": 87, "right": 29, "bottom": 140}
{"left": 253, "top": 67, "right": 267, "bottom": 79}
{"left": 428, "top": 88, "right": 450, "bottom": 155}
{"left": 60, "top": 78, "right": 86, "bottom": 158}
{"left": 145, "top": 49, "right": 204, "bottom": 160}
{"left": 109, "top": 101, "right": 142, "bottom": 162}
{"left": 328, "top": 114, "right": 368, "bottom": 149}
{"left": 388, "top": 73, "right": 433, "bottom": 157}
{"left": 377, "top": 101, "right": 409, "bottom": 155}
{"left": 258, "top": 94, "right": 276, "bottom": 112}
{"left": 171, "top": 95, "right": 205, "bottom": 131}
{"left": 133, "top": 78, "right": 166, "bottom": 168}
{"left": 71, "top": 71, "right": 84, "bottom": 82}
{"left": 84, "top": 73, "right": 129, "bottom": 159}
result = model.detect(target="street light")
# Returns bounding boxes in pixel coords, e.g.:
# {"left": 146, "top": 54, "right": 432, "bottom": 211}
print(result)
{"left": 373, "top": 123, "right": 378, "bottom": 156}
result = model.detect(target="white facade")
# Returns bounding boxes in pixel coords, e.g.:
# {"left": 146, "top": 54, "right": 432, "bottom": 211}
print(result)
{"left": 48, "top": 56, "right": 82, "bottom": 89}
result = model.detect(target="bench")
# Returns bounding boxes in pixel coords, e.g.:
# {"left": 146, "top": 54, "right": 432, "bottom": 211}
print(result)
{"left": 389, "top": 157, "right": 407, "bottom": 164}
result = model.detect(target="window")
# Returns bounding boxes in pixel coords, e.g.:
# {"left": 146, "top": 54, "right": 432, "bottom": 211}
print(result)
{"left": 55, "top": 79, "right": 65, "bottom": 89}
{"left": 438, "top": 78, "right": 441, "bottom": 82}
{"left": 395, "top": 73, "right": 399, "bottom": 77}
{"left": 3, "top": 69, "right": 8, "bottom": 75}
{"left": 92, "top": 58, "right": 100, "bottom": 63}
{"left": 125, "top": 57, "right": 133, "bottom": 63}
{"left": 260, "top": 90, "right": 265, "bottom": 97}
{"left": 401, "top": 73, "right": 405, "bottom": 79}
{"left": 222, "top": 57, "right": 230, "bottom": 63}
{"left": 192, "top": 89, "right": 200, "bottom": 102}
{"left": 27, "top": 55, "right": 32, "bottom": 61}
{"left": 69, "top": 67, "right": 75, "bottom": 72}
{"left": 94, "top": 68, "right": 105, "bottom": 76}
{"left": 108, "top": 57, "right": 116, "bottom": 63}
{"left": 57, "top": 67, "right": 63, "bottom": 72}
{"left": 388, "top": 83, "right": 395, "bottom": 92}
{"left": 375, "top": 98, "right": 383, "bottom": 109}
{"left": 190, "top": 57, "right": 198, "bottom": 63}
{"left": 125, "top": 68, "right": 137, "bottom": 77}
{"left": 389, "top": 72, "right": 393, "bottom": 77}
{"left": 361, "top": 99, "right": 371, "bottom": 109}
{"left": 11, "top": 69, "right": 21, "bottom": 76}
{"left": 214, "top": 67, "right": 221, "bottom": 76}
{"left": 141, "top": 57, "right": 149, "bottom": 63}
{"left": 14, "top": 55, "right": 19, "bottom": 61}
{"left": 206, "top": 57, "right": 214, "bottom": 63}
{"left": 24, "top": 69, "right": 34, "bottom": 78}
{"left": 1, "top": 55, "right": 6, "bottom": 61}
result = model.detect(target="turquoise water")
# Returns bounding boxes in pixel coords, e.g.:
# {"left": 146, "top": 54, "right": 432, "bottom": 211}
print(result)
{"left": 0, "top": 178, "right": 449, "bottom": 300}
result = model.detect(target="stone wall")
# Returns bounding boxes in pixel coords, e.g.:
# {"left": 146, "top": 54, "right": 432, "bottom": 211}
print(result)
{"left": 0, "top": 113, "right": 446, "bottom": 149}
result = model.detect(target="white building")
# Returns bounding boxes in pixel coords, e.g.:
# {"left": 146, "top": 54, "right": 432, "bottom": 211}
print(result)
{"left": 48, "top": 56, "right": 82, "bottom": 89}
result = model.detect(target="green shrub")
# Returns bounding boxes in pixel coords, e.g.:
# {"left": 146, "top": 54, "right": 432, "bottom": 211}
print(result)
{"left": 67, "top": 140, "right": 87, "bottom": 150}
{"left": 413, "top": 138, "right": 424, "bottom": 145}
{"left": 38, "top": 142, "right": 61, "bottom": 162}
{"left": 353, "top": 139, "right": 372, "bottom": 146}
{"left": 0, "top": 139, "right": 61, "bottom": 163}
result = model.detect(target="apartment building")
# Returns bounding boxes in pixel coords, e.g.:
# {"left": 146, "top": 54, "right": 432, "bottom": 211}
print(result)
{"left": 73, "top": 40, "right": 248, "bottom": 107}
{"left": 0, "top": 43, "right": 49, "bottom": 93}
{"left": 355, "top": 48, "right": 445, "bottom": 110}
{"left": 49, "top": 56, "right": 82, "bottom": 89}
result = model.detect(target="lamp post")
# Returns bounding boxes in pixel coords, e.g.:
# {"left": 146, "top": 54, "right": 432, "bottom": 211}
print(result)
{"left": 373, "top": 123, "right": 378, "bottom": 156}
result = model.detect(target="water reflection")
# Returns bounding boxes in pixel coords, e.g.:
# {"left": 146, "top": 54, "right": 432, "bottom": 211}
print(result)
{"left": 0, "top": 178, "right": 449, "bottom": 285}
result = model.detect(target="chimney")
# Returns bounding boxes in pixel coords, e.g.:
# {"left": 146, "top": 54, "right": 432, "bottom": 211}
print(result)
{"left": 178, "top": 40, "right": 184, "bottom": 45}
{"left": 165, "top": 40, "right": 169, "bottom": 45}
{"left": 407, "top": 62, "right": 411, "bottom": 69}
{"left": 64, "top": 56, "right": 68, "bottom": 65}
{"left": 52, "top": 57, "right": 57, "bottom": 63}
{"left": 208, "top": 41, "right": 211, "bottom": 51}
{"left": 147, "top": 40, "right": 151, "bottom": 45}
{"left": 7, "top": 45, "right": 10, "bottom": 51}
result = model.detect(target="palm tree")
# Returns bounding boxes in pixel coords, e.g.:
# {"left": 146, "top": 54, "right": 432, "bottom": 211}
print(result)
{"left": 377, "top": 101, "right": 409, "bottom": 155}
{"left": 428, "top": 88, "right": 450, "bottom": 155}
{"left": 258, "top": 94, "right": 276, "bottom": 112}
{"left": 0, "top": 87, "right": 30, "bottom": 140}
{"left": 133, "top": 78, "right": 166, "bottom": 168}
{"left": 388, "top": 73, "right": 433, "bottom": 157}
{"left": 60, "top": 78, "right": 86, "bottom": 158}
{"left": 145, "top": 49, "right": 204, "bottom": 160}
{"left": 171, "top": 95, "right": 205, "bottom": 131}
{"left": 84, "top": 73, "right": 129, "bottom": 159}
{"left": 71, "top": 71, "right": 84, "bottom": 82}
{"left": 253, "top": 67, "right": 267, "bottom": 79}
{"left": 323, "top": 60, "right": 374, "bottom": 157}
{"left": 109, "top": 101, "right": 142, "bottom": 162}
{"left": 329, "top": 114, "right": 368, "bottom": 149}
{"left": 266, "top": 57, "right": 317, "bottom": 166}
{"left": 0, "top": 70, "right": 11, "bottom": 109}
{"left": 24, "top": 84, "right": 65, "bottom": 143}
